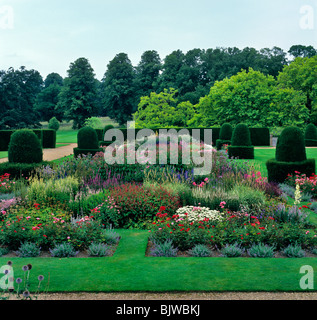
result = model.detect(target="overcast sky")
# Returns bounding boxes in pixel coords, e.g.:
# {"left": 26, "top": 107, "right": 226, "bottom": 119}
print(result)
{"left": 0, "top": 0, "right": 316, "bottom": 80}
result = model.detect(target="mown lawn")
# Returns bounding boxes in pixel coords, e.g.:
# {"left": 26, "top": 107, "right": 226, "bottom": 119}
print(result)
{"left": 1, "top": 229, "right": 317, "bottom": 293}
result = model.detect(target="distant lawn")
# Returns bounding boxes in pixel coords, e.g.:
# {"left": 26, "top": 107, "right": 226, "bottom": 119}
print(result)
{"left": 237, "top": 147, "right": 317, "bottom": 178}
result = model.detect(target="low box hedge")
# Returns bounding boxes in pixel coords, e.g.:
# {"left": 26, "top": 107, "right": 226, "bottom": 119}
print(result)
{"left": 42, "top": 129, "right": 56, "bottom": 148}
{"left": 228, "top": 146, "right": 254, "bottom": 159}
{"left": 0, "top": 161, "right": 50, "bottom": 179}
{"left": 266, "top": 158, "right": 316, "bottom": 183}
{"left": 305, "top": 139, "right": 317, "bottom": 147}
{"left": 216, "top": 139, "right": 231, "bottom": 150}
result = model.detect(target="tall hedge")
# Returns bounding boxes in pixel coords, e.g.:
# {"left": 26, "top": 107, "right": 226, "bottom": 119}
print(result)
{"left": 305, "top": 123, "right": 317, "bottom": 147}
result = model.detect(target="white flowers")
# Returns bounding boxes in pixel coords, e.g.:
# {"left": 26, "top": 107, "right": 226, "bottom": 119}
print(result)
{"left": 176, "top": 206, "right": 224, "bottom": 222}
{"left": 294, "top": 180, "right": 302, "bottom": 206}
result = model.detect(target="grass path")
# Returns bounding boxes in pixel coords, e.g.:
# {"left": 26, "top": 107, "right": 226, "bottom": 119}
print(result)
{"left": 1, "top": 229, "right": 317, "bottom": 293}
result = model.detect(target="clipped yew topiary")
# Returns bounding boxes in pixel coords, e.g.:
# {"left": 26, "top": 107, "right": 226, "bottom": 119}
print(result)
{"left": 73, "top": 126, "right": 103, "bottom": 157}
{"left": 266, "top": 126, "right": 315, "bottom": 183}
{"left": 8, "top": 129, "right": 43, "bottom": 164}
{"left": 305, "top": 123, "right": 317, "bottom": 147}
{"left": 228, "top": 124, "right": 254, "bottom": 159}
{"left": 216, "top": 123, "right": 233, "bottom": 150}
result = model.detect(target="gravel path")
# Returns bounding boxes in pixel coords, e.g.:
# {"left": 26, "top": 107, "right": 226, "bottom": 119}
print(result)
{"left": 25, "top": 292, "right": 317, "bottom": 300}
{"left": 0, "top": 143, "right": 77, "bottom": 163}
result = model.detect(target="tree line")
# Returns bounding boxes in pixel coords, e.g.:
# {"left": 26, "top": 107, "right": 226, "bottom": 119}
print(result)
{"left": 0, "top": 44, "right": 316, "bottom": 130}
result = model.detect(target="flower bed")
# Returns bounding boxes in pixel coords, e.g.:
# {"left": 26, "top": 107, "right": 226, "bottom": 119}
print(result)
{"left": 0, "top": 134, "right": 316, "bottom": 260}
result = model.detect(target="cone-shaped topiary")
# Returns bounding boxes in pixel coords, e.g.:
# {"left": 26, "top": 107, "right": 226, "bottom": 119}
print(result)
{"left": 305, "top": 123, "right": 317, "bottom": 147}
{"left": 275, "top": 126, "right": 306, "bottom": 162}
{"left": 219, "top": 123, "right": 233, "bottom": 140}
{"left": 231, "top": 123, "right": 252, "bottom": 146}
{"left": 266, "top": 126, "right": 315, "bottom": 183}
{"left": 228, "top": 124, "right": 254, "bottom": 159}
{"left": 216, "top": 123, "right": 233, "bottom": 150}
{"left": 74, "top": 126, "right": 103, "bottom": 157}
{"left": 8, "top": 129, "right": 43, "bottom": 164}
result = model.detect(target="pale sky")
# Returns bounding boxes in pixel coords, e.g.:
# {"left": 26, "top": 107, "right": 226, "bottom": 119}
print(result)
{"left": 0, "top": 0, "right": 316, "bottom": 80}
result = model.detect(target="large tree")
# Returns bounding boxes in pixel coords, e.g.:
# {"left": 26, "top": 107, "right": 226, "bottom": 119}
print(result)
{"left": 56, "top": 58, "right": 98, "bottom": 129}
{"left": 133, "top": 88, "right": 195, "bottom": 128}
{"left": 34, "top": 73, "right": 64, "bottom": 122}
{"left": 195, "top": 68, "right": 308, "bottom": 127}
{"left": 135, "top": 50, "right": 162, "bottom": 98}
{"left": 278, "top": 56, "right": 317, "bottom": 115}
{"left": 0, "top": 66, "right": 43, "bottom": 129}
{"left": 101, "top": 52, "right": 136, "bottom": 125}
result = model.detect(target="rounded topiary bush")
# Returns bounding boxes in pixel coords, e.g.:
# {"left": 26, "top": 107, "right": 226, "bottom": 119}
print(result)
{"left": 266, "top": 126, "right": 315, "bottom": 183}
{"left": 8, "top": 129, "right": 43, "bottom": 164}
{"left": 77, "top": 126, "right": 99, "bottom": 149}
{"left": 228, "top": 124, "right": 254, "bottom": 159}
{"left": 216, "top": 123, "right": 233, "bottom": 150}
{"left": 276, "top": 126, "right": 306, "bottom": 162}
{"left": 74, "top": 126, "right": 103, "bottom": 157}
{"left": 305, "top": 123, "right": 317, "bottom": 147}
{"left": 231, "top": 123, "right": 252, "bottom": 146}
{"left": 48, "top": 117, "right": 60, "bottom": 131}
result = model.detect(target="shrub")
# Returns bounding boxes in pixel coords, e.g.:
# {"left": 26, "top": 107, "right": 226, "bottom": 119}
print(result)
{"left": 273, "top": 203, "right": 308, "bottom": 225}
{"left": 15, "top": 242, "right": 41, "bottom": 258}
{"left": 282, "top": 243, "right": 306, "bottom": 258}
{"left": 276, "top": 127, "right": 306, "bottom": 162}
{"left": 91, "top": 197, "right": 121, "bottom": 228}
{"left": 0, "top": 247, "right": 9, "bottom": 256}
{"left": 231, "top": 124, "right": 252, "bottom": 146}
{"left": 102, "top": 227, "right": 121, "bottom": 245}
{"left": 228, "top": 124, "right": 254, "bottom": 159}
{"left": 88, "top": 242, "right": 111, "bottom": 257}
{"left": 49, "top": 242, "right": 79, "bottom": 258}
{"left": 150, "top": 239, "right": 178, "bottom": 257}
{"left": 0, "top": 162, "right": 50, "bottom": 179}
{"left": 74, "top": 126, "right": 103, "bottom": 157}
{"left": 0, "top": 130, "right": 13, "bottom": 151}
{"left": 248, "top": 243, "right": 275, "bottom": 258}
{"left": 305, "top": 123, "right": 317, "bottom": 147}
{"left": 216, "top": 123, "right": 232, "bottom": 150}
{"left": 187, "top": 244, "right": 212, "bottom": 257}
{"left": 220, "top": 243, "right": 244, "bottom": 257}
{"left": 48, "top": 117, "right": 60, "bottom": 131}
{"left": 8, "top": 129, "right": 43, "bottom": 164}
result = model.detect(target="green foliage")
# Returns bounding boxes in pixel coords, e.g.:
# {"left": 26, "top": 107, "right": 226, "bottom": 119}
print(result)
{"left": 266, "top": 158, "right": 316, "bottom": 183}
{"left": 16, "top": 242, "right": 41, "bottom": 258}
{"left": 77, "top": 126, "right": 99, "bottom": 149}
{"left": 231, "top": 124, "right": 252, "bottom": 146}
{"left": 228, "top": 124, "right": 254, "bottom": 159}
{"left": 48, "top": 117, "right": 60, "bottom": 131}
{"left": 56, "top": 58, "right": 98, "bottom": 129}
{"left": 275, "top": 127, "right": 306, "bottom": 162}
{"left": 150, "top": 239, "right": 178, "bottom": 257}
{"left": 0, "top": 162, "right": 50, "bottom": 179}
{"left": 195, "top": 68, "right": 308, "bottom": 127}
{"left": 88, "top": 242, "right": 112, "bottom": 257}
{"left": 49, "top": 242, "right": 79, "bottom": 258}
{"left": 187, "top": 244, "right": 212, "bottom": 257}
{"left": 8, "top": 129, "right": 43, "bottom": 164}
{"left": 42, "top": 129, "right": 56, "bottom": 148}
{"left": 282, "top": 244, "right": 306, "bottom": 258}
{"left": 305, "top": 123, "right": 317, "bottom": 146}
{"left": 101, "top": 53, "right": 137, "bottom": 125}
{"left": 0, "top": 67, "right": 43, "bottom": 129}
{"left": 133, "top": 88, "right": 195, "bottom": 128}
{"left": 219, "top": 123, "right": 233, "bottom": 140}
{"left": 248, "top": 243, "right": 275, "bottom": 258}
{"left": 84, "top": 117, "right": 103, "bottom": 129}
{"left": 220, "top": 243, "right": 244, "bottom": 257}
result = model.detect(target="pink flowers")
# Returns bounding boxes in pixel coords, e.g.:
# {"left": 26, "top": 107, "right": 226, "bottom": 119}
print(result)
{"left": 193, "top": 177, "right": 209, "bottom": 188}
{"left": 219, "top": 201, "right": 226, "bottom": 209}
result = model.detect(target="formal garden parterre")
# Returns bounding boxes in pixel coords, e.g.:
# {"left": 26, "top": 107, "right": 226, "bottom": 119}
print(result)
{"left": 0, "top": 123, "right": 316, "bottom": 294}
